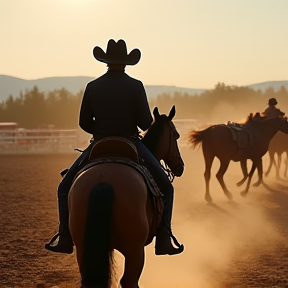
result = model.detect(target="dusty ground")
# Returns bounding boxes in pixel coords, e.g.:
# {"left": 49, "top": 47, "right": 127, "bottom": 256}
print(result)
{"left": 1, "top": 140, "right": 288, "bottom": 288}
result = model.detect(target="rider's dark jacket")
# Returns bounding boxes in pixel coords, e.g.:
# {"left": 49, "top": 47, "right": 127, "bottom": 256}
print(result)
{"left": 79, "top": 70, "right": 153, "bottom": 138}
{"left": 263, "top": 106, "right": 285, "bottom": 119}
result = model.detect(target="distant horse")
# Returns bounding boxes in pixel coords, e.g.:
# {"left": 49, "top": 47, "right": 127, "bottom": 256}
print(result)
{"left": 188, "top": 114, "right": 288, "bottom": 202}
{"left": 68, "top": 106, "right": 184, "bottom": 288}
{"left": 265, "top": 131, "right": 288, "bottom": 178}
{"left": 237, "top": 116, "right": 288, "bottom": 185}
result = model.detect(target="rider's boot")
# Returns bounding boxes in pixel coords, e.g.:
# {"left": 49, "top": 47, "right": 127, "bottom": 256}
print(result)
{"left": 45, "top": 196, "right": 74, "bottom": 254}
{"left": 155, "top": 182, "right": 184, "bottom": 256}
{"left": 45, "top": 147, "right": 91, "bottom": 254}
{"left": 155, "top": 223, "right": 184, "bottom": 255}
{"left": 154, "top": 191, "right": 184, "bottom": 255}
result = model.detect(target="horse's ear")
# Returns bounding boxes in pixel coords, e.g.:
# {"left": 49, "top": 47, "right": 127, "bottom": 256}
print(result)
{"left": 168, "top": 105, "right": 176, "bottom": 120}
{"left": 153, "top": 107, "right": 160, "bottom": 119}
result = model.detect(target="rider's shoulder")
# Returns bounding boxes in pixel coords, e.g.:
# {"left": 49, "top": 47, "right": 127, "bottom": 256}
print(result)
{"left": 126, "top": 74, "right": 142, "bottom": 83}
{"left": 87, "top": 73, "right": 106, "bottom": 85}
{"left": 124, "top": 74, "right": 145, "bottom": 89}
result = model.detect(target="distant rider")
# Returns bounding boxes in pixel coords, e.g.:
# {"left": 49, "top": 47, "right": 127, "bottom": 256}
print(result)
{"left": 263, "top": 98, "right": 285, "bottom": 119}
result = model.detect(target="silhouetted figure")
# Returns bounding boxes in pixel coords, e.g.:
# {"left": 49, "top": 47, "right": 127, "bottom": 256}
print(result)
{"left": 263, "top": 98, "right": 285, "bottom": 119}
{"left": 45, "top": 39, "right": 184, "bottom": 256}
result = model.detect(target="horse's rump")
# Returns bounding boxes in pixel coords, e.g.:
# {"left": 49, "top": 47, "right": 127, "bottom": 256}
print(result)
{"left": 68, "top": 163, "right": 159, "bottom": 255}
{"left": 189, "top": 125, "right": 238, "bottom": 156}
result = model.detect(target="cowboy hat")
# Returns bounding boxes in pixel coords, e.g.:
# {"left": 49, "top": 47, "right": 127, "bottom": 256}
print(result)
{"left": 93, "top": 39, "right": 141, "bottom": 65}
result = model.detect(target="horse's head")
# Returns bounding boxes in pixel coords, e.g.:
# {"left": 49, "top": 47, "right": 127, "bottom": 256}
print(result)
{"left": 142, "top": 106, "right": 184, "bottom": 178}
{"left": 277, "top": 116, "right": 288, "bottom": 134}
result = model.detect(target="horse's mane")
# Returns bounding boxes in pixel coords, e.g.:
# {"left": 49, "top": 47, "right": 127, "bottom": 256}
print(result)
{"left": 244, "top": 112, "right": 287, "bottom": 123}
{"left": 244, "top": 112, "right": 267, "bottom": 123}
{"left": 141, "top": 115, "right": 167, "bottom": 154}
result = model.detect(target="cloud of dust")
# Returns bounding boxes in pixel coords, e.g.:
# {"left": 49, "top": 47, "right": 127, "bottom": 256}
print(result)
{"left": 208, "top": 101, "right": 261, "bottom": 124}
{"left": 138, "top": 201, "right": 280, "bottom": 288}
{"left": 134, "top": 148, "right": 283, "bottom": 288}
{"left": 111, "top": 126, "right": 284, "bottom": 288}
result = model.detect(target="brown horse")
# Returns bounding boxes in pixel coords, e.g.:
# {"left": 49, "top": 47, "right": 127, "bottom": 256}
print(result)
{"left": 238, "top": 115, "right": 288, "bottom": 185}
{"left": 68, "top": 106, "right": 184, "bottom": 288}
{"left": 189, "top": 114, "right": 288, "bottom": 202}
{"left": 265, "top": 131, "right": 288, "bottom": 178}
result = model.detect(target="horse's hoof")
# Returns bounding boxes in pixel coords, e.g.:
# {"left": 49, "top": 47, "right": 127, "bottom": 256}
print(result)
{"left": 236, "top": 180, "right": 245, "bottom": 187}
{"left": 240, "top": 191, "right": 247, "bottom": 197}
{"left": 252, "top": 181, "right": 261, "bottom": 187}
{"left": 205, "top": 195, "right": 213, "bottom": 203}
{"left": 226, "top": 193, "right": 233, "bottom": 201}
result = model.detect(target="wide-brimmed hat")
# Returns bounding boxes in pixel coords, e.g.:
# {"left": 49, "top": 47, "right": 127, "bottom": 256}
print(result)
{"left": 93, "top": 39, "right": 141, "bottom": 65}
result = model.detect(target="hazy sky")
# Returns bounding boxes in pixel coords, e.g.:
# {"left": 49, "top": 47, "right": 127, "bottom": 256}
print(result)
{"left": 1, "top": 0, "right": 287, "bottom": 89}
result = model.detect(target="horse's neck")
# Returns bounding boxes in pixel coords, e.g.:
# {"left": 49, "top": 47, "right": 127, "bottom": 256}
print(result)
{"left": 141, "top": 137, "right": 157, "bottom": 159}
{"left": 259, "top": 118, "right": 280, "bottom": 140}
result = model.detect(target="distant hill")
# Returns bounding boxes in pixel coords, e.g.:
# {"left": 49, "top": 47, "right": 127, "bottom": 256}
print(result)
{"left": 0, "top": 75, "right": 287, "bottom": 103}
{"left": 247, "top": 80, "right": 288, "bottom": 92}
{"left": 0, "top": 75, "right": 206, "bottom": 102}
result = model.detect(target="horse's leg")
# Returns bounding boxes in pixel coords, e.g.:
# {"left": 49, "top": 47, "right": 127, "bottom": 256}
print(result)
{"left": 216, "top": 159, "right": 233, "bottom": 201}
{"left": 252, "top": 158, "right": 263, "bottom": 187}
{"left": 120, "top": 248, "right": 145, "bottom": 288}
{"left": 202, "top": 142, "right": 215, "bottom": 203}
{"left": 236, "top": 160, "right": 248, "bottom": 187}
{"left": 276, "top": 152, "right": 281, "bottom": 179}
{"left": 240, "top": 161, "right": 257, "bottom": 197}
{"left": 264, "top": 150, "right": 274, "bottom": 177}
{"left": 284, "top": 152, "right": 288, "bottom": 178}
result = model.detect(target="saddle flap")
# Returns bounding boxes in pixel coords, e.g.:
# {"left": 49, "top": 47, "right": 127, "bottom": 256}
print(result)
{"left": 227, "top": 123, "right": 257, "bottom": 149}
{"left": 88, "top": 136, "right": 139, "bottom": 163}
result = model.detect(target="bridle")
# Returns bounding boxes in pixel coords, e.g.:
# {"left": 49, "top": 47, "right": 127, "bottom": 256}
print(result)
{"left": 160, "top": 120, "right": 180, "bottom": 183}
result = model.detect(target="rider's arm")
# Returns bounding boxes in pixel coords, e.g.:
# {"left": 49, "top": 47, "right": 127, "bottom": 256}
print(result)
{"left": 262, "top": 108, "right": 271, "bottom": 118}
{"left": 278, "top": 109, "right": 285, "bottom": 117}
{"left": 135, "top": 81, "right": 153, "bottom": 131}
{"left": 79, "top": 85, "right": 94, "bottom": 134}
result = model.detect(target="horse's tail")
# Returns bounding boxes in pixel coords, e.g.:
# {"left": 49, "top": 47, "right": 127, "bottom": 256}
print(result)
{"left": 81, "top": 183, "right": 114, "bottom": 288}
{"left": 189, "top": 126, "right": 215, "bottom": 149}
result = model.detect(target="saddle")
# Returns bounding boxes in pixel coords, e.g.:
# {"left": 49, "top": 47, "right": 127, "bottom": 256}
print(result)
{"left": 226, "top": 122, "right": 262, "bottom": 162}
{"left": 76, "top": 136, "right": 164, "bottom": 245}
{"left": 226, "top": 121, "right": 258, "bottom": 149}
{"left": 88, "top": 136, "right": 139, "bottom": 163}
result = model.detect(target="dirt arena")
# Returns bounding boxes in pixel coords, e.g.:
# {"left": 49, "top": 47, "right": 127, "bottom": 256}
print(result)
{"left": 1, "top": 134, "right": 288, "bottom": 288}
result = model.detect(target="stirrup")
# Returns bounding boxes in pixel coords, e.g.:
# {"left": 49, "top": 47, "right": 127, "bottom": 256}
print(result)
{"left": 46, "top": 232, "right": 60, "bottom": 246}
{"left": 155, "top": 227, "right": 184, "bottom": 256}
{"left": 44, "top": 233, "right": 73, "bottom": 254}
{"left": 60, "top": 169, "right": 68, "bottom": 177}
{"left": 170, "top": 232, "right": 183, "bottom": 249}
{"left": 155, "top": 241, "right": 184, "bottom": 256}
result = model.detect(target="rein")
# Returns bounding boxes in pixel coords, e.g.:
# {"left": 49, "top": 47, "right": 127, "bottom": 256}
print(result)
{"left": 159, "top": 120, "right": 179, "bottom": 183}
{"left": 161, "top": 160, "right": 175, "bottom": 183}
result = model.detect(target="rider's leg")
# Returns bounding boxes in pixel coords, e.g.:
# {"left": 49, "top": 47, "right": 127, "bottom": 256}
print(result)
{"left": 45, "top": 143, "right": 94, "bottom": 254}
{"left": 136, "top": 140, "right": 184, "bottom": 255}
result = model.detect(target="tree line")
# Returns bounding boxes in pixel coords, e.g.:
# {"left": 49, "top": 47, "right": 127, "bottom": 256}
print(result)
{"left": 1, "top": 83, "right": 288, "bottom": 129}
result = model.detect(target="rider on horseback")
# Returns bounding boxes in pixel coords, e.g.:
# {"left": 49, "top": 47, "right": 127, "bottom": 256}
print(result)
{"left": 45, "top": 39, "right": 184, "bottom": 256}
{"left": 263, "top": 98, "right": 285, "bottom": 119}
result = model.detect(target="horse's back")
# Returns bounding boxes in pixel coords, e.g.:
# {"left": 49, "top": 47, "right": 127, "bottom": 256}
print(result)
{"left": 68, "top": 163, "right": 151, "bottom": 254}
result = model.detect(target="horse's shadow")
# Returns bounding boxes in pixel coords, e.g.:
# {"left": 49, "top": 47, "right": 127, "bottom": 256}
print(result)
{"left": 262, "top": 179, "right": 288, "bottom": 193}
{"left": 207, "top": 200, "right": 241, "bottom": 216}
